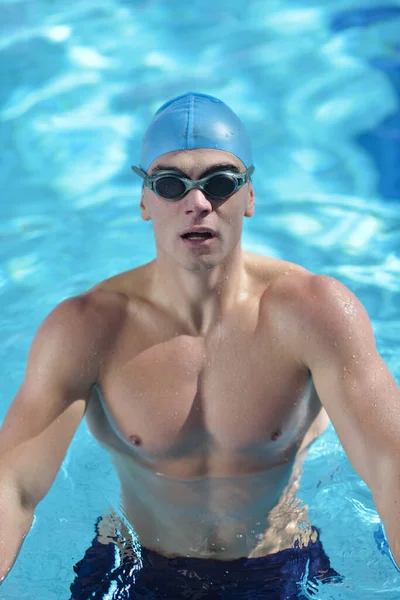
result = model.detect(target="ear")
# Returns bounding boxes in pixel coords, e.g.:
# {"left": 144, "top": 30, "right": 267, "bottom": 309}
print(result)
{"left": 140, "top": 190, "right": 152, "bottom": 221}
{"left": 244, "top": 183, "right": 255, "bottom": 217}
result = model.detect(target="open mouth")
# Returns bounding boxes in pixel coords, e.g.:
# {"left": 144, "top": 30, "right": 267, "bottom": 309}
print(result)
{"left": 181, "top": 231, "right": 214, "bottom": 240}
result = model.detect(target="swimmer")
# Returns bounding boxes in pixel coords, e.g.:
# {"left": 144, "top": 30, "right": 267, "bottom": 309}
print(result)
{"left": 1, "top": 92, "right": 399, "bottom": 598}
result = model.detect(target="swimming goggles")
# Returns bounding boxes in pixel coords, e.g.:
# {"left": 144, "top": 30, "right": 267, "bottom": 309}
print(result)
{"left": 132, "top": 165, "right": 255, "bottom": 201}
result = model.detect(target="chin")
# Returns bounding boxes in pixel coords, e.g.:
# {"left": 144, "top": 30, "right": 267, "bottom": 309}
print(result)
{"left": 160, "top": 243, "right": 228, "bottom": 271}
{"left": 182, "top": 257, "right": 219, "bottom": 272}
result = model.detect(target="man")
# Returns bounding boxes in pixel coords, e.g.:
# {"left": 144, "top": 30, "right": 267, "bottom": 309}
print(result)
{"left": 0, "top": 92, "right": 399, "bottom": 599}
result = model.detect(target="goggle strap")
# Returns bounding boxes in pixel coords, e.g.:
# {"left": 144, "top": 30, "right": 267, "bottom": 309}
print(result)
{"left": 131, "top": 166, "right": 147, "bottom": 179}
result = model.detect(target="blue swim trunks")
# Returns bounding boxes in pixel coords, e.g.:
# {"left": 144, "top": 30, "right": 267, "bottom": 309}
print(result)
{"left": 69, "top": 518, "right": 342, "bottom": 599}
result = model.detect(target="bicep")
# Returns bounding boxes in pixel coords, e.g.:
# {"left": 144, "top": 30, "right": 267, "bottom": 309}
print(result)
{"left": 311, "top": 349, "right": 400, "bottom": 487}
{"left": 0, "top": 298, "right": 100, "bottom": 509}
{"left": 296, "top": 276, "right": 400, "bottom": 487}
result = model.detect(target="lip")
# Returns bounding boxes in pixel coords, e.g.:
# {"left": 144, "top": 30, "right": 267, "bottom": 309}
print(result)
{"left": 181, "top": 236, "right": 216, "bottom": 248}
{"left": 179, "top": 227, "right": 218, "bottom": 249}
{"left": 180, "top": 226, "right": 218, "bottom": 238}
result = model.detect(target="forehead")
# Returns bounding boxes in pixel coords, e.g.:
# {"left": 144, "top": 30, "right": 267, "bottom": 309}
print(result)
{"left": 147, "top": 148, "right": 245, "bottom": 176}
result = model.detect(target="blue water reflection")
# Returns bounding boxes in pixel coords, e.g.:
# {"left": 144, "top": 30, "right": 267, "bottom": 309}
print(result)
{"left": 0, "top": 1, "right": 399, "bottom": 598}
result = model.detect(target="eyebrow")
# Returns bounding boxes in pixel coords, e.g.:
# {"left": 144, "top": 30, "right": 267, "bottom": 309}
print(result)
{"left": 150, "top": 163, "right": 241, "bottom": 178}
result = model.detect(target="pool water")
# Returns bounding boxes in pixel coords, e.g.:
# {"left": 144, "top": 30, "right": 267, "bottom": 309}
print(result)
{"left": 0, "top": 0, "right": 399, "bottom": 598}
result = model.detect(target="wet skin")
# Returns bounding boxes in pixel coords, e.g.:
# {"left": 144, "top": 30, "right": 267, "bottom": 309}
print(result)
{"left": 80, "top": 148, "right": 330, "bottom": 558}
{"left": 84, "top": 253, "right": 329, "bottom": 559}
{"left": 7, "top": 147, "right": 397, "bottom": 569}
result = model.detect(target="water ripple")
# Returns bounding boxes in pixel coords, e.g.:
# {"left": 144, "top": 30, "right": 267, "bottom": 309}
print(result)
{"left": 0, "top": 1, "right": 399, "bottom": 598}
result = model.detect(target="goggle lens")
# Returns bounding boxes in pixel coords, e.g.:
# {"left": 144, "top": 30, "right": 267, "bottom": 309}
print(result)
{"left": 154, "top": 176, "right": 186, "bottom": 199}
{"left": 154, "top": 173, "right": 237, "bottom": 200}
{"left": 203, "top": 174, "right": 236, "bottom": 198}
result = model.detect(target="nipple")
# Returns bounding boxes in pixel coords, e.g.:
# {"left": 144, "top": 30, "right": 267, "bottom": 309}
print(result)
{"left": 271, "top": 429, "right": 282, "bottom": 441}
{"left": 129, "top": 434, "right": 142, "bottom": 446}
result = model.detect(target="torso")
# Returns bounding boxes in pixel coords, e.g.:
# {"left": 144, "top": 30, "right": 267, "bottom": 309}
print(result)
{"left": 84, "top": 252, "right": 330, "bottom": 559}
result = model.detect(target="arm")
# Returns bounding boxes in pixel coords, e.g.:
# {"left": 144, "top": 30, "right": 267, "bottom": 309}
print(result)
{"left": 0, "top": 295, "right": 103, "bottom": 583}
{"left": 275, "top": 274, "right": 400, "bottom": 566}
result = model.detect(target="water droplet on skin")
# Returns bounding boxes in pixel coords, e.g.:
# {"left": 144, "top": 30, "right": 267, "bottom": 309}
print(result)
{"left": 221, "top": 546, "right": 226, "bottom": 551}
{"left": 236, "top": 533, "right": 243, "bottom": 539}
{"left": 352, "top": 355, "right": 356, "bottom": 359}
{"left": 173, "top": 411, "right": 178, "bottom": 417}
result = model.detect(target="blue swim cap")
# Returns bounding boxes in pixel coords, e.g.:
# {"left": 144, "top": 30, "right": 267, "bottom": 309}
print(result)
{"left": 140, "top": 92, "right": 253, "bottom": 171}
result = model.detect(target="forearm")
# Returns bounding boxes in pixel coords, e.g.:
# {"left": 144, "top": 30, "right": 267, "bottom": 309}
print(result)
{"left": 0, "top": 478, "right": 34, "bottom": 583}
{"left": 372, "top": 464, "right": 400, "bottom": 569}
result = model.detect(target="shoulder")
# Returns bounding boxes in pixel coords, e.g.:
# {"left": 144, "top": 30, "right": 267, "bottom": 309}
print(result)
{"left": 266, "top": 270, "right": 368, "bottom": 325}
{"left": 41, "top": 261, "right": 153, "bottom": 339}
{"left": 260, "top": 270, "right": 375, "bottom": 361}
{"left": 30, "top": 286, "right": 129, "bottom": 376}
{"left": 244, "top": 252, "right": 309, "bottom": 288}
{"left": 38, "top": 262, "right": 153, "bottom": 352}
{"left": 40, "top": 287, "right": 127, "bottom": 341}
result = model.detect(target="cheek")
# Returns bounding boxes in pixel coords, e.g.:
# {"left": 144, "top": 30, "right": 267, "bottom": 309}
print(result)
{"left": 222, "top": 196, "right": 247, "bottom": 225}
{"left": 151, "top": 204, "right": 179, "bottom": 234}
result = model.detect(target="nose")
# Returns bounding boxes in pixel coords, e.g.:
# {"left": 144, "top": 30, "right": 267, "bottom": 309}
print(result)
{"left": 183, "top": 188, "right": 213, "bottom": 216}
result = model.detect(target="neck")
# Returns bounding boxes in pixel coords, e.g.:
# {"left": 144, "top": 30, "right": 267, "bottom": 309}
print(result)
{"left": 150, "top": 244, "right": 247, "bottom": 335}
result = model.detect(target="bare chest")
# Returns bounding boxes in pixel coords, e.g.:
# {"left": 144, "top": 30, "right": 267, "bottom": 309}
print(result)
{"left": 85, "top": 323, "right": 323, "bottom": 475}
